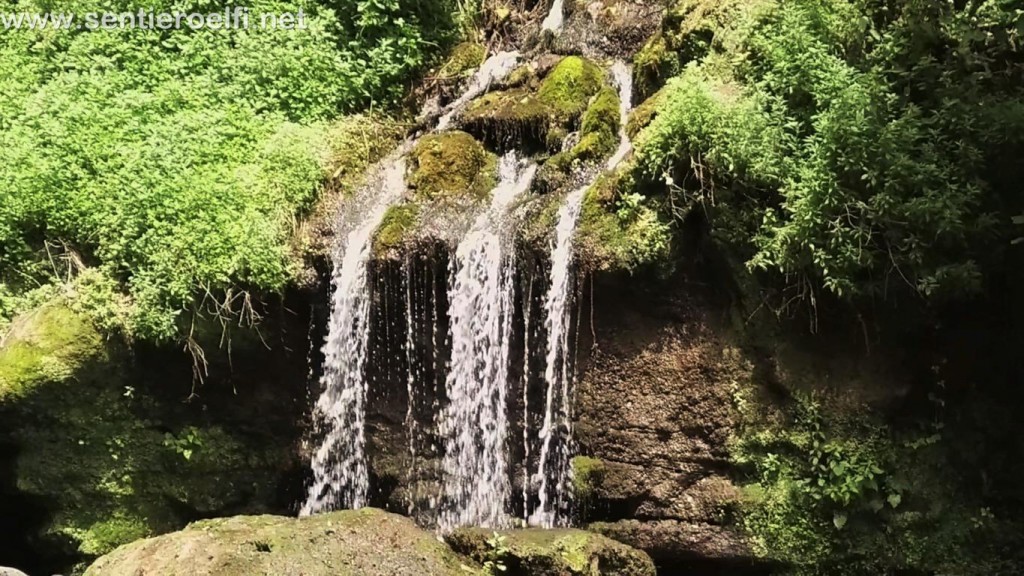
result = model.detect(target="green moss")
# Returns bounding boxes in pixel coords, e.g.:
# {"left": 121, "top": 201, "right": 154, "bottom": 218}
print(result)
{"left": 626, "top": 88, "right": 666, "bottom": 140}
{"left": 447, "top": 527, "right": 656, "bottom": 576}
{"left": 2, "top": 303, "right": 296, "bottom": 567}
{"left": 438, "top": 42, "right": 486, "bottom": 78}
{"left": 407, "top": 131, "right": 498, "bottom": 201}
{"left": 462, "top": 88, "right": 554, "bottom": 149}
{"left": 502, "top": 63, "right": 538, "bottom": 89}
{"left": 374, "top": 203, "right": 421, "bottom": 254}
{"left": 570, "top": 87, "right": 621, "bottom": 162}
{"left": 537, "top": 56, "right": 605, "bottom": 121}
{"left": 576, "top": 169, "right": 673, "bottom": 273}
{"left": 633, "top": 32, "right": 680, "bottom": 101}
{"left": 0, "top": 304, "right": 106, "bottom": 401}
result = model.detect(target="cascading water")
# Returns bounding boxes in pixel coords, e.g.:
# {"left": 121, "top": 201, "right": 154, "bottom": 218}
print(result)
{"left": 542, "top": 0, "right": 565, "bottom": 34}
{"left": 607, "top": 61, "right": 635, "bottom": 169}
{"left": 529, "top": 186, "right": 586, "bottom": 528}
{"left": 438, "top": 152, "right": 538, "bottom": 532}
{"left": 529, "top": 60, "right": 636, "bottom": 527}
{"left": 302, "top": 152, "right": 409, "bottom": 516}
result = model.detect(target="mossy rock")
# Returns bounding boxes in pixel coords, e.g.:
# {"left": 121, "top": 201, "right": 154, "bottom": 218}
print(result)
{"left": 570, "top": 86, "right": 621, "bottom": 162}
{"left": 625, "top": 88, "right": 666, "bottom": 139}
{"left": 407, "top": 131, "right": 498, "bottom": 201}
{"left": 537, "top": 56, "right": 605, "bottom": 121}
{"left": 633, "top": 32, "right": 680, "bottom": 102}
{"left": 438, "top": 42, "right": 486, "bottom": 79}
{"left": 463, "top": 56, "right": 605, "bottom": 150}
{"left": 0, "top": 304, "right": 107, "bottom": 401}
{"left": 0, "top": 303, "right": 298, "bottom": 566}
{"left": 84, "top": 509, "right": 475, "bottom": 576}
{"left": 447, "top": 527, "right": 656, "bottom": 576}
{"left": 374, "top": 203, "right": 420, "bottom": 255}
{"left": 462, "top": 88, "right": 554, "bottom": 150}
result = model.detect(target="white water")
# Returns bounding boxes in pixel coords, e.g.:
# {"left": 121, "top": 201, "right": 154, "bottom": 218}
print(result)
{"left": 529, "top": 186, "right": 586, "bottom": 528}
{"left": 302, "top": 153, "right": 408, "bottom": 516}
{"left": 437, "top": 51, "right": 521, "bottom": 132}
{"left": 438, "top": 153, "right": 538, "bottom": 532}
{"left": 607, "top": 61, "right": 635, "bottom": 170}
{"left": 529, "top": 60, "right": 636, "bottom": 527}
{"left": 541, "top": 0, "right": 565, "bottom": 34}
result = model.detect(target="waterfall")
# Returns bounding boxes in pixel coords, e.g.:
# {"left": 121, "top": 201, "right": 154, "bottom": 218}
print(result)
{"left": 529, "top": 60, "right": 635, "bottom": 527}
{"left": 437, "top": 51, "right": 521, "bottom": 132}
{"left": 607, "top": 61, "right": 634, "bottom": 170}
{"left": 529, "top": 186, "right": 586, "bottom": 528}
{"left": 302, "top": 153, "right": 409, "bottom": 516}
{"left": 438, "top": 153, "right": 538, "bottom": 532}
{"left": 541, "top": 0, "right": 565, "bottom": 34}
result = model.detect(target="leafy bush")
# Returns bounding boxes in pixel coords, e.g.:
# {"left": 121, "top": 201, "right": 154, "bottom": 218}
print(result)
{"left": 634, "top": 0, "right": 1024, "bottom": 305}
{"left": 0, "top": 0, "right": 458, "bottom": 340}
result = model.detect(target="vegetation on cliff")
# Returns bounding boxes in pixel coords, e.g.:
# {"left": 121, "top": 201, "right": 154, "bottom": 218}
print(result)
{"left": 0, "top": 0, "right": 461, "bottom": 341}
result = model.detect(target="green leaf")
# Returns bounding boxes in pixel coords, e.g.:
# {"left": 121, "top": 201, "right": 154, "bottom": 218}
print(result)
{"left": 833, "top": 511, "right": 847, "bottom": 530}
{"left": 887, "top": 493, "right": 902, "bottom": 509}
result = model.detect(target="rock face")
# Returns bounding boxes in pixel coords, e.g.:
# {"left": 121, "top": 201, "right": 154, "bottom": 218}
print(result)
{"left": 447, "top": 527, "right": 656, "bottom": 576}
{"left": 84, "top": 509, "right": 471, "bottom": 576}
{"left": 572, "top": 272, "right": 762, "bottom": 570}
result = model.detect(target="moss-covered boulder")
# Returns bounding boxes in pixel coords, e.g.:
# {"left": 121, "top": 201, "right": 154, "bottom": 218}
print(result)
{"left": 447, "top": 527, "right": 656, "bottom": 576}
{"left": 0, "top": 302, "right": 305, "bottom": 572}
{"left": 407, "top": 131, "right": 498, "bottom": 201}
{"left": 438, "top": 42, "right": 486, "bottom": 79}
{"left": 570, "top": 86, "right": 621, "bottom": 162}
{"left": 84, "top": 509, "right": 474, "bottom": 576}
{"left": 537, "top": 56, "right": 606, "bottom": 121}
{"left": 374, "top": 203, "right": 421, "bottom": 255}
{"left": 463, "top": 56, "right": 605, "bottom": 150}
{"left": 626, "top": 88, "right": 665, "bottom": 140}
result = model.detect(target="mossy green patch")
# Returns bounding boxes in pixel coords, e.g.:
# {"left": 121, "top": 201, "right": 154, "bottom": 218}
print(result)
{"left": 537, "top": 56, "right": 605, "bottom": 121}
{"left": 462, "top": 88, "right": 554, "bottom": 149}
{"left": 438, "top": 42, "right": 487, "bottom": 78}
{"left": 570, "top": 87, "right": 621, "bottom": 162}
{"left": 576, "top": 168, "right": 673, "bottom": 273}
{"left": 407, "top": 131, "right": 498, "bottom": 201}
{"left": 626, "top": 88, "right": 666, "bottom": 140}
{"left": 0, "top": 304, "right": 106, "bottom": 401}
{"left": 1, "top": 303, "right": 298, "bottom": 567}
{"left": 447, "top": 527, "right": 656, "bottom": 576}
{"left": 374, "top": 203, "right": 421, "bottom": 255}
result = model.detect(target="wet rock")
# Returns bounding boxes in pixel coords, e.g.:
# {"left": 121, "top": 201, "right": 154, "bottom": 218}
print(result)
{"left": 447, "top": 527, "right": 656, "bottom": 576}
{"left": 588, "top": 519, "right": 756, "bottom": 565}
{"left": 83, "top": 509, "right": 474, "bottom": 576}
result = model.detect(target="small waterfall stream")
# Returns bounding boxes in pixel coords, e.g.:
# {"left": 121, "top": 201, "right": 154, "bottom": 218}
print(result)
{"left": 438, "top": 153, "right": 538, "bottom": 531}
{"left": 529, "top": 60, "right": 635, "bottom": 527}
{"left": 302, "top": 153, "right": 409, "bottom": 516}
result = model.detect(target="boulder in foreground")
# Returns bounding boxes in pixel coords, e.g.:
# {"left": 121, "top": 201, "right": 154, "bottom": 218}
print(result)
{"left": 84, "top": 508, "right": 472, "bottom": 576}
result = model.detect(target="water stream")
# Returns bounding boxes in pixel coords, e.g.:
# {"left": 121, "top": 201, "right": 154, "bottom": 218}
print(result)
{"left": 302, "top": 153, "right": 409, "bottom": 516}
{"left": 438, "top": 153, "right": 538, "bottom": 532}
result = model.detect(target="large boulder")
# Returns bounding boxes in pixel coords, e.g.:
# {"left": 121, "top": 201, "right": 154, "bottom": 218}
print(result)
{"left": 447, "top": 527, "right": 656, "bottom": 576}
{"left": 84, "top": 508, "right": 473, "bottom": 576}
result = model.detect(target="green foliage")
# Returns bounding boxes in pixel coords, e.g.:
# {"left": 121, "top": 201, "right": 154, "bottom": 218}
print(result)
{"left": 576, "top": 171, "right": 673, "bottom": 273}
{"left": 634, "top": 0, "right": 1024, "bottom": 306}
{"left": 731, "top": 384, "right": 1020, "bottom": 574}
{"left": 482, "top": 532, "right": 510, "bottom": 575}
{"left": 0, "top": 0, "right": 458, "bottom": 341}
{"left": 1, "top": 304, "right": 296, "bottom": 563}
